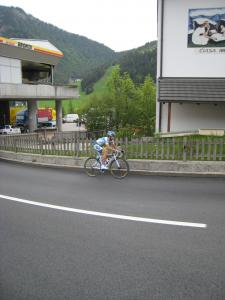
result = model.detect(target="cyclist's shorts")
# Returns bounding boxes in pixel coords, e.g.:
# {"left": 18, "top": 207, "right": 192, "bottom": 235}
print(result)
{"left": 93, "top": 143, "right": 103, "bottom": 153}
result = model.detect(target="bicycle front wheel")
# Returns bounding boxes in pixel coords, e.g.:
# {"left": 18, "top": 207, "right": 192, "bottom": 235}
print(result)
{"left": 84, "top": 158, "right": 101, "bottom": 177}
{"left": 109, "top": 158, "right": 129, "bottom": 179}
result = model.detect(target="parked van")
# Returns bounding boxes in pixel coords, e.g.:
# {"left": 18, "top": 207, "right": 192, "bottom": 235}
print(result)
{"left": 62, "top": 114, "right": 79, "bottom": 123}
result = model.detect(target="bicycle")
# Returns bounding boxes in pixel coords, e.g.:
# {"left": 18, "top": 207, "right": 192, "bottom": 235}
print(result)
{"left": 84, "top": 149, "right": 129, "bottom": 179}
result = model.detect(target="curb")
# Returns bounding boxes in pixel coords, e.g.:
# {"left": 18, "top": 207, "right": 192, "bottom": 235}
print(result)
{"left": 1, "top": 150, "right": 225, "bottom": 178}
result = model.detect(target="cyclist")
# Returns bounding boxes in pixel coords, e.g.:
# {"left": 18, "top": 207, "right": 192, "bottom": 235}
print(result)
{"left": 93, "top": 130, "right": 117, "bottom": 169}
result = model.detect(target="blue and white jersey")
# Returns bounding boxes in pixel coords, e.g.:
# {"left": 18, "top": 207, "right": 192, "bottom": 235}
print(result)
{"left": 96, "top": 137, "right": 109, "bottom": 146}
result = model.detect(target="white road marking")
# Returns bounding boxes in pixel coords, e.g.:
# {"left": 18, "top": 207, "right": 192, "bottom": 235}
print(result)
{"left": 0, "top": 194, "right": 207, "bottom": 228}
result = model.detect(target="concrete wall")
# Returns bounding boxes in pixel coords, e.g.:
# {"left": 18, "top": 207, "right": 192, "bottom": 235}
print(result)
{"left": 1, "top": 150, "right": 225, "bottom": 176}
{"left": 0, "top": 83, "right": 79, "bottom": 100}
{"left": 0, "top": 56, "right": 22, "bottom": 84}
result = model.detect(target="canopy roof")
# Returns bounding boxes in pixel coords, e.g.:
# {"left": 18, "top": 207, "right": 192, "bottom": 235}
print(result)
{"left": 0, "top": 36, "right": 63, "bottom": 58}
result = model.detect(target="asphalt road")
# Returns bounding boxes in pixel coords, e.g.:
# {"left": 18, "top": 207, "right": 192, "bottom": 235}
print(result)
{"left": 0, "top": 160, "right": 225, "bottom": 300}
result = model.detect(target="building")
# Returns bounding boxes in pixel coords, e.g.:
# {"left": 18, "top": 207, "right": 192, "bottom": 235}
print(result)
{"left": 0, "top": 36, "right": 79, "bottom": 132}
{"left": 156, "top": 0, "right": 225, "bottom": 134}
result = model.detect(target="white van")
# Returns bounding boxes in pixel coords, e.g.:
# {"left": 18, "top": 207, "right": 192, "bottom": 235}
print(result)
{"left": 62, "top": 114, "right": 79, "bottom": 123}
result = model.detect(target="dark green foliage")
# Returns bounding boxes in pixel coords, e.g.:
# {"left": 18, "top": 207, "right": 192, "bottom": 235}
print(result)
{"left": 118, "top": 42, "right": 157, "bottom": 83}
{"left": 81, "top": 64, "right": 108, "bottom": 94}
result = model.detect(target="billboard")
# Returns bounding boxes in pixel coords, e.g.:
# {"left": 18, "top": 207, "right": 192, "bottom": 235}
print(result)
{"left": 188, "top": 7, "right": 225, "bottom": 47}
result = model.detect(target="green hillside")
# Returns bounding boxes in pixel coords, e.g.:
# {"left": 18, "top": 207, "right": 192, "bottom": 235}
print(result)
{"left": 80, "top": 41, "right": 157, "bottom": 93}
{"left": 38, "top": 66, "right": 115, "bottom": 114}
{"left": 0, "top": 5, "right": 117, "bottom": 83}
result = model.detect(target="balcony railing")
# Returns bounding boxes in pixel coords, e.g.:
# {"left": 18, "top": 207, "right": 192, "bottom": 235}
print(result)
{"left": 0, "top": 83, "right": 79, "bottom": 100}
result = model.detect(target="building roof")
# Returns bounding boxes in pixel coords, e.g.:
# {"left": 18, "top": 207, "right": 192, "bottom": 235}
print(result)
{"left": 0, "top": 36, "right": 63, "bottom": 58}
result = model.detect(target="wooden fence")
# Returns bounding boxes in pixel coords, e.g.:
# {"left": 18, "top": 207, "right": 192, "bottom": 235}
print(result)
{"left": 0, "top": 132, "right": 225, "bottom": 161}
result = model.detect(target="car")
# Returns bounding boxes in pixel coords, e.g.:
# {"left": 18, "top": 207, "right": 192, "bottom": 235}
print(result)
{"left": 62, "top": 114, "right": 79, "bottom": 123}
{"left": 0, "top": 125, "right": 21, "bottom": 135}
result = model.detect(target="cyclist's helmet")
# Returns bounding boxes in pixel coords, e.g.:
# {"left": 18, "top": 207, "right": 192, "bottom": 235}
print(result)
{"left": 107, "top": 130, "right": 116, "bottom": 137}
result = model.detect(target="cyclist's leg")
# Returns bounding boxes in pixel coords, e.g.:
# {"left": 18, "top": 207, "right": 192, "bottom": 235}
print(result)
{"left": 93, "top": 144, "right": 103, "bottom": 161}
{"left": 102, "top": 146, "right": 108, "bottom": 164}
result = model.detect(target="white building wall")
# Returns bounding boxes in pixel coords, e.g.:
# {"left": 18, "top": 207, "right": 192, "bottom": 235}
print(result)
{"left": 157, "top": 0, "right": 225, "bottom": 133}
{"left": 162, "top": 0, "right": 225, "bottom": 77}
{"left": 161, "top": 102, "right": 225, "bottom": 132}
{"left": 161, "top": 103, "right": 168, "bottom": 132}
{"left": 0, "top": 56, "right": 22, "bottom": 84}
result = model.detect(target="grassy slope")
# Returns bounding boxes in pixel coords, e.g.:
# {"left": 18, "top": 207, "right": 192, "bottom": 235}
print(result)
{"left": 38, "top": 66, "right": 114, "bottom": 114}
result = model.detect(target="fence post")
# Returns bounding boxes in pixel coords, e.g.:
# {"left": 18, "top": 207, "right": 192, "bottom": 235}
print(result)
{"left": 183, "top": 137, "right": 187, "bottom": 161}
{"left": 213, "top": 139, "right": 217, "bottom": 161}
{"left": 196, "top": 140, "right": 199, "bottom": 160}
{"left": 207, "top": 137, "right": 211, "bottom": 161}
{"left": 219, "top": 139, "right": 223, "bottom": 161}
{"left": 40, "top": 137, "right": 44, "bottom": 155}
{"left": 161, "top": 138, "right": 164, "bottom": 160}
{"left": 77, "top": 131, "right": 80, "bottom": 157}
{"left": 166, "top": 138, "right": 170, "bottom": 160}
{"left": 156, "top": 138, "right": 159, "bottom": 159}
{"left": 13, "top": 136, "right": 17, "bottom": 153}
{"left": 125, "top": 136, "right": 128, "bottom": 158}
{"left": 172, "top": 138, "right": 175, "bottom": 160}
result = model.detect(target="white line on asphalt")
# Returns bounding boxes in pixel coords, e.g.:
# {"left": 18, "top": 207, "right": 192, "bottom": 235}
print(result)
{"left": 0, "top": 194, "right": 207, "bottom": 228}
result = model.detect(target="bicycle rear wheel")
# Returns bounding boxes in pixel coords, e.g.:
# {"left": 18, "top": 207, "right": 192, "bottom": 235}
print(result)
{"left": 84, "top": 158, "right": 101, "bottom": 177}
{"left": 109, "top": 158, "right": 129, "bottom": 179}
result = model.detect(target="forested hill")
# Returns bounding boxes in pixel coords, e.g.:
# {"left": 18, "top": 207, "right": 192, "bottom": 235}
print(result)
{"left": 118, "top": 41, "right": 157, "bottom": 83}
{"left": 0, "top": 5, "right": 117, "bottom": 83}
{"left": 81, "top": 41, "right": 157, "bottom": 94}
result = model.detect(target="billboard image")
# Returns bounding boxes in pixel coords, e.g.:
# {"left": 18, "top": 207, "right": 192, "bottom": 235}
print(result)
{"left": 188, "top": 7, "right": 225, "bottom": 47}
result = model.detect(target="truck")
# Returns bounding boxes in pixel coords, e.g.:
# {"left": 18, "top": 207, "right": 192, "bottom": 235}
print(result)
{"left": 0, "top": 125, "right": 21, "bottom": 135}
{"left": 10, "top": 106, "right": 26, "bottom": 124}
{"left": 37, "top": 108, "right": 56, "bottom": 128}
{"left": 16, "top": 108, "right": 56, "bottom": 132}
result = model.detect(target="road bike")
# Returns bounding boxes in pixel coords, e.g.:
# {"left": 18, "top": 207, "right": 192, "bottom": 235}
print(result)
{"left": 84, "top": 149, "right": 129, "bottom": 179}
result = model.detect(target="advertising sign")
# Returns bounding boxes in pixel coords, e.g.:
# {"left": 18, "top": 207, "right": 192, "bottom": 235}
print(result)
{"left": 188, "top": 7, "right": 225, "bottom": 48}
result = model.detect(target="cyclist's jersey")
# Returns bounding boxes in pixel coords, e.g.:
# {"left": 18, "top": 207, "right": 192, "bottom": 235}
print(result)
{"left": 96, "top": 137, "right": 109, "bottom": 147}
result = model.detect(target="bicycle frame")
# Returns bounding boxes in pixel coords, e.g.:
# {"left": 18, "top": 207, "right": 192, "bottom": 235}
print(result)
{"left": 97, "top": 150, "right": 122, "bottom": 168}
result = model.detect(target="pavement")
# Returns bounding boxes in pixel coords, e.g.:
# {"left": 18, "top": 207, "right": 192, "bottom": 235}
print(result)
{"left": 1, "top": 160, "right": 225, "bottom": 299}
{"left": 0, "top": 150, "right": 225, "bottom": 177}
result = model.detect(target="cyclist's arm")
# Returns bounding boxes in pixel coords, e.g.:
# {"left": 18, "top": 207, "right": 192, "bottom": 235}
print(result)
{"left": 105, "top": 143, "right": 117, "bottom": 152}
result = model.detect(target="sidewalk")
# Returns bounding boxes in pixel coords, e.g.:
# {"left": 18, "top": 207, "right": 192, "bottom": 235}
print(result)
{"left": 0, "top": 150, "right": 225, "bottom": 177}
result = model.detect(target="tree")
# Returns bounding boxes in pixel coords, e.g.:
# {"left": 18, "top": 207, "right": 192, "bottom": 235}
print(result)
{"left": 79, "top": 66, "right": 156, "bottom": 137}
{"left": 139, "top": 75, "right": 156, "bottom": 136}
{"left": 106, "top": 66, "right": 138, "bottom": 129}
